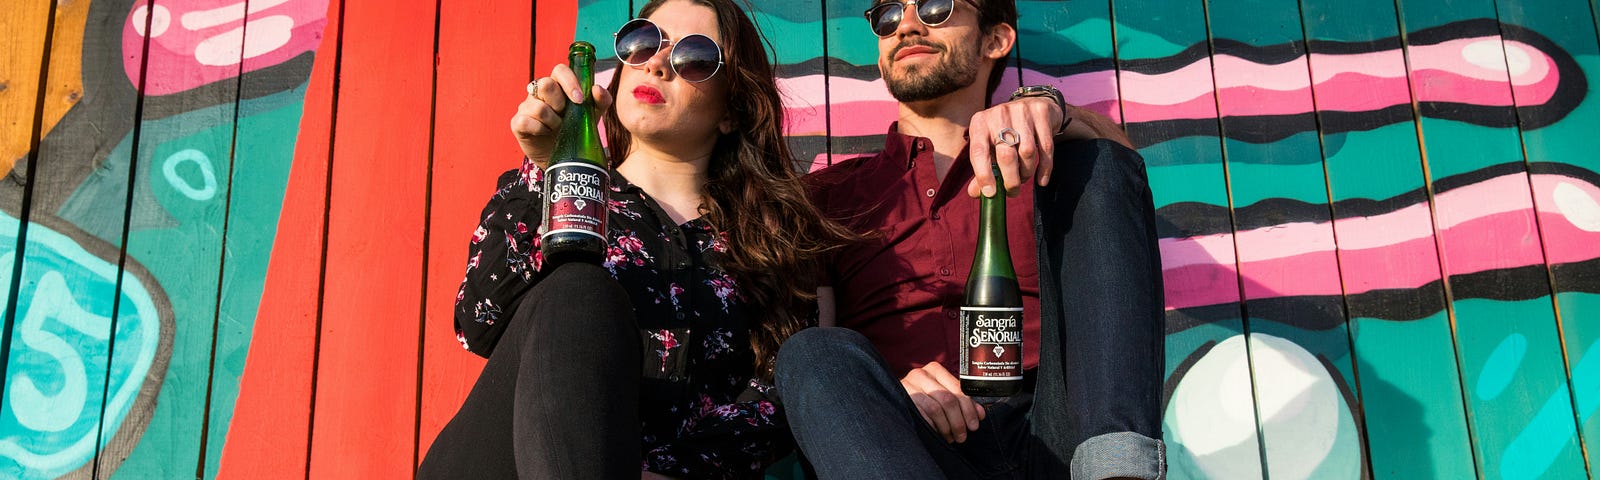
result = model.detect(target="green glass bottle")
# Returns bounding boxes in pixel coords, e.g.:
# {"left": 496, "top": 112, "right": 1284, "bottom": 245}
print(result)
{"left": 540, "top": 41, "right": 608, "bottom": 267}
{"left": 960, "top": 165, "right": 1024, "bottom": 397}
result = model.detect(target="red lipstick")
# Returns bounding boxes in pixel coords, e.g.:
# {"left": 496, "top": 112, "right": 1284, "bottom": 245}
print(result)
{"left": 633, "top": 85, "right": 665, "bottom": 104}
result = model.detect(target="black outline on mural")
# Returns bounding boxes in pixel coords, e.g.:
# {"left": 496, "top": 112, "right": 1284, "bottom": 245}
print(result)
{"left": 1115, "top": 19, "right": 1587, "bottom": 145}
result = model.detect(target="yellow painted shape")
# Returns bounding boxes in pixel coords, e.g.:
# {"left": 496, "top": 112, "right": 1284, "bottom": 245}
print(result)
{"left": 1, "top": 0, "right": 88, "bottom": 178}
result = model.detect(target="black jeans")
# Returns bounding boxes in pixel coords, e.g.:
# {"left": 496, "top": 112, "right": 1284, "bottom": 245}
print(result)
{"left": 776, "top": 139, "right": 1166, "bottom": 479}
{"left": 418, "top": 263, "right": 642, "bottom": 479}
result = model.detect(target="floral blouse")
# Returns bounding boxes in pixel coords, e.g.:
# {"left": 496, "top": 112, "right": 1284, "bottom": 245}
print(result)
{"left": 454, "top": 158, "right": 791, "bottom": 479}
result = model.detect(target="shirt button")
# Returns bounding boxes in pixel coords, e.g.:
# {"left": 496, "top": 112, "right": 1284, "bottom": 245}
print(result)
{"left": 947, "top": 310, "right": 959, "bottom": 319}
{"left": 939, "top": 266, "right": 952, "bottom": 276}
{"left": 676, "top": 311, "right": 686, "bottom": 320}
{"left": 931, "top": 211, "right": 941, "bottom": 220}
{"left": 926, "top": 188, "right": 936, "bottom": 198}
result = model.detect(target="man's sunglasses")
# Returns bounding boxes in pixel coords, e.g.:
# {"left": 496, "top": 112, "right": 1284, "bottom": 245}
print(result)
{"left": 863, "top": 0, "right": 978, "bottom": 38}
{"left": 613, "top": 18, "right": 725, "bottom": 83}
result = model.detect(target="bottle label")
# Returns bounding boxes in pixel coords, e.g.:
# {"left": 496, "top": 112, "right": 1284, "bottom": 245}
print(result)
{"left": 958, "top": 306, "right": 1024, "bottom": 381}
{"left": 543, "top": 162, "right": 608, "bottom": 240}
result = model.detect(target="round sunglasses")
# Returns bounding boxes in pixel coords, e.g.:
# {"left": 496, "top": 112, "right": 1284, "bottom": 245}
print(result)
{"left": 613, "top": 18, "right": 725, "bottom": 83}
{"left": 863, "top": 0, "right": 979, "bottom": 38}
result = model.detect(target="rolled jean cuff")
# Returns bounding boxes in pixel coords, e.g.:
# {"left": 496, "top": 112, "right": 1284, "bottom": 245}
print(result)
{"left": 1070, "top": 431, "right": 1166, "bottom": 480}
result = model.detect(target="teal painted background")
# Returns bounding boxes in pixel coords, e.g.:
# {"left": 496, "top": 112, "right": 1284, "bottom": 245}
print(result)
{"left": 1, "top": 0, "right": 1597, "bottom": 478}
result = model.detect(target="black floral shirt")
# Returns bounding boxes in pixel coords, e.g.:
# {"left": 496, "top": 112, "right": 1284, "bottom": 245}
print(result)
{"left": 454, "top": 158, "right": 791, "bottom": 479}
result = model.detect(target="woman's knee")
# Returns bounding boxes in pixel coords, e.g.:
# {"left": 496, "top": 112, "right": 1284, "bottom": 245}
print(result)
{"left": 510, "top": 263, "right": 635, "bottom": 348}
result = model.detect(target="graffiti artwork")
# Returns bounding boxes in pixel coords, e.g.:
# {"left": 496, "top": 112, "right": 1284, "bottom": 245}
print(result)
{"left": 1, "top": 0, "right": 1597, "bottom": 478}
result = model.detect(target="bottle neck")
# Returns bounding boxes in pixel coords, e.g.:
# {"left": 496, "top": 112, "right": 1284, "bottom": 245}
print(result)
{"left": 554, "top": 52, "right": 605, "bottom": 166}
{"left": 973, "top": 168, "right": 1016, "bottom": 279}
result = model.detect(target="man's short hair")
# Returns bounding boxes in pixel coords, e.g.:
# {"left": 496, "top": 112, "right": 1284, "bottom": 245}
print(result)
{"left": 974, "top": 0, "right": 1019, "bottom": 100}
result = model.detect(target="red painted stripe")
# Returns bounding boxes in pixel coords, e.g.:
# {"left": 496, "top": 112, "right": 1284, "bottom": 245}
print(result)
{"left": 415, "top": 0, "right": 534, "bottom": 464}
{"left": 305, "top": 0, "right": 435, "bottom": 475}
{"left": 533, "top": 0, "right": 579, "bottom": 82}
{"left": 214, "top": 0, "right": 342, "bottom": 476}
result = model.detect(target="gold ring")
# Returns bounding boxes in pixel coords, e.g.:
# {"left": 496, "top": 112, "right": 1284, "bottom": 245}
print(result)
{"left": 997, "top": 127, "right": 1021, "bottom": 147}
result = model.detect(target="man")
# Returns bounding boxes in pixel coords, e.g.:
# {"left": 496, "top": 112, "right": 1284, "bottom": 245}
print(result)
{"left": 774, "top": 0, "right": 1166, "bottom": 478}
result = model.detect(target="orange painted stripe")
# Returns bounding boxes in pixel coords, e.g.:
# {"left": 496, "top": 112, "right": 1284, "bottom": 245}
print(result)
{"left": 415, "top": 0, "right": 534, "bottom": 462}
{"left": 213, "top": 0, "right": 342, "bottom": 476}
{"left": 305, "top": 0, "right": 436, "bottom": 475}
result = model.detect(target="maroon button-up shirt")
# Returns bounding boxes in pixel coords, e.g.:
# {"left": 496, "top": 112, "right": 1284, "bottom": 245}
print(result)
{"left": 807, "top": 124, "right": 1042, "bottom": 378}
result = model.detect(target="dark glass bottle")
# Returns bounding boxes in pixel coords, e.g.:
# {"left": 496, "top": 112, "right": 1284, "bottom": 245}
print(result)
{"left": 540, "top": 41, "right": 608, "bottom": 267}
{"left": 959, "top": 165, "right": 1024, "bottom": 397}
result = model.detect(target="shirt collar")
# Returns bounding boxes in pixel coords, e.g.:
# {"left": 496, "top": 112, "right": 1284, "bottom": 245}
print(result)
{"left": 882, "top": 122, "right": 921, "bottom": 171}
{"left": 881, "top": 121, "right": 975, "bottom": 179}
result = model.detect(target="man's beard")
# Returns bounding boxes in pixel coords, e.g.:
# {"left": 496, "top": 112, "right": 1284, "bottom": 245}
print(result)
{"left": 884, "top": 38, "right": 981, "bottom": 103}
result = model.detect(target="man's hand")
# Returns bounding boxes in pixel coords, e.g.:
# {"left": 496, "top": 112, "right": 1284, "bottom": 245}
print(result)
{"left": 966, "top": 97, "right": 1134, "bottom": 198}
{"left": 901, "top": 362, "right": 985, "bottom": 443}
{"left": 511, "top": 64, "right": 614, "bottom": 168}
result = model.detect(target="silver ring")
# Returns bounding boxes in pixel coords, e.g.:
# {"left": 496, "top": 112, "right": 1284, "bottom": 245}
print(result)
{"left": 527, "top": 79, "right": 542, "bottom": 98}
{"left": 997, "top": 127, "right": 1021, "bottom": 147}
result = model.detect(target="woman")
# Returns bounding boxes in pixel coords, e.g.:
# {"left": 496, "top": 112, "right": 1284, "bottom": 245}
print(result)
{"left": 417, "top": 1, "right": 854, "bottom": 478}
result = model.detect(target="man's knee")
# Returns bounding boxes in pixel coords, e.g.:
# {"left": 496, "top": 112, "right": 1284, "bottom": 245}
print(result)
{"left": 776, "top": 327, "right": 879, "bottom": 389}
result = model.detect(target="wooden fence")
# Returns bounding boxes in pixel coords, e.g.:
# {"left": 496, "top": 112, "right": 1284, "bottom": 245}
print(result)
{"left": 2, "top": 0, "right": 1598, "bottom": 478}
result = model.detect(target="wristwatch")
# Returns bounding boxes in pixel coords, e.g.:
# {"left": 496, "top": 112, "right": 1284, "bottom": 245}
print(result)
{"left": 1010, "top": 85, "right": 1069, "bottom": 136}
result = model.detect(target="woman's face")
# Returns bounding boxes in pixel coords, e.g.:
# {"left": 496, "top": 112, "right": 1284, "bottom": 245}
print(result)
{"left": 614, "top": 0, "right": 731, "bottom": 152}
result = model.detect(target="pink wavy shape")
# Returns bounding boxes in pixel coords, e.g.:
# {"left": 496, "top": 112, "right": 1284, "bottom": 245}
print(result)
{"left": 1160, "top": 173, "right": 1600, "bottom": 310}
{"left": 124, "top": 0, "right": 329, "bottom": 95}
{"left": 786, "top": 36, "right": 1562, "bottom": 138}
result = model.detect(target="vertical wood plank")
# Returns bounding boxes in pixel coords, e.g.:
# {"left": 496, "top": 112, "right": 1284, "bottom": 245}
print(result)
{"left": 748, "top": 0, "right": 827, "bottom": 171}
{"left": 212, "top": 0, "right": 343, "bottom": 476}
{"left": 1394, "top": 0, "right": 1587, "bottom": 477}
{"left": 822, "top": 0, "right": 890, "bottom": 170}
{"left": 1297, "top": 0, "right": 1479, "bottom": 476}
{"left": 1, "top": 0, "right": 158, "bottom": 477}
{"left": 1491, "top": 0, "right": 1600, "bottom": 469}
{"left": 1016, "top": 0, "right": 1119, "bottom": 122}
{"left": 1110, "top": 0, "right": 1263, "bottom": 477}
{"left": 0, "top": 0, "right": 55, "bottom": 395}
{"left": 416, "top": 0, "right": 534, "bottom": 464}
{"left": 201, "top": 0, "right": 332, "bottom": 475}
{"left": 304, "top": 0, "right": 435, "bottom": 474}
{"left": 574, "top": 0, "right": 631, "bottom": 119}
{"left": 1203, "top": 0, "right": 1367, "bottom": 477}
{"left": 97, "top": 0, "right": 263, "bottom": 473}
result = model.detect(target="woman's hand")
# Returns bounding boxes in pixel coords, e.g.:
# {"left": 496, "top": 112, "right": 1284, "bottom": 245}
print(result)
{"left": 512, "top": 63, "right": 615, "bottom": 168}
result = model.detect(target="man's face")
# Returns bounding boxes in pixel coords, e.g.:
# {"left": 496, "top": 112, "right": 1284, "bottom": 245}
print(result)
{"left": 875, "top": 0, "right": 986, "bottom": 102}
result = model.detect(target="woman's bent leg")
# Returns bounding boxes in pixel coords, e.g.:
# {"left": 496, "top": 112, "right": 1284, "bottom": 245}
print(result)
{"left": 419, "top": 263, "right": 640, "bottom": 479}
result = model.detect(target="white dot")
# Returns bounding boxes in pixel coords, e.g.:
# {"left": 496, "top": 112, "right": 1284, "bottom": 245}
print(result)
{"left": 1171, "top": 334, "right": 1360, "bottom": 479}
{"left": 1462, "top": 40, "right": 1511, "bottom": 74}
{"left": 1503, "top": 43, "right": 1533, "bottom": 76}
{"left": 1554, "top": 181, "right": 1600, "bottom": 232}
{"left": 132, "top": 5, "right": 171, "bottom": 38}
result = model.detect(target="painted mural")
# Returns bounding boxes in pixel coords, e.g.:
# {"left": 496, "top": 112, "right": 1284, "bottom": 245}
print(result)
{"left": 1, "top": 0, "right": 1597, "bottom": 478}
{"left": 1, "top": 0, "right": 324, "bottom": 477}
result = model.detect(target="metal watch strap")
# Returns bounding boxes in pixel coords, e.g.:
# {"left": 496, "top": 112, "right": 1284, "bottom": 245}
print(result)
{"left": 1010, "top": 85, "right": 1069, "bottom": 136}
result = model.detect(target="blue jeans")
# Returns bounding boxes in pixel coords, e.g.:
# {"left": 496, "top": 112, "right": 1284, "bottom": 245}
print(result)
{"left": 776, "top": 139, "right": 1165, "bottom": 479}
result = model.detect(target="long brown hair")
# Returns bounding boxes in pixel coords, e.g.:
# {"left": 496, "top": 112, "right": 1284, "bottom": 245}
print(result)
{"left": 603, "top": 0, "right": 858, "bottom": 379}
